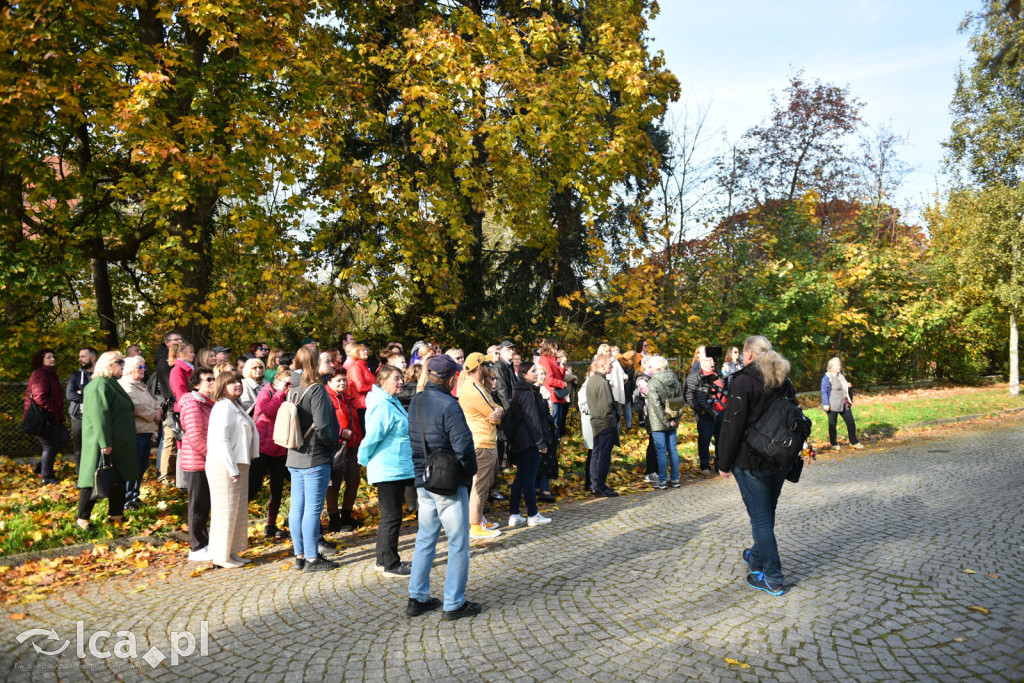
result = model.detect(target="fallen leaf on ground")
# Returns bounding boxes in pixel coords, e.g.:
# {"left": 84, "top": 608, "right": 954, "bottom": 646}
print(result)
{"left": 963, "top": 569, "right": 975, "bottom": 574}
{"left": 724, "top": 658, "right": 750, "bottom": 669}
{"left": 987, "top": 574, "right": 999, "bottom": 579}
{"left": 8, "top": 613, "right": 26, "bottom": 620}
{"left": 969, "top": 606, "right": 989, "bottom": 614}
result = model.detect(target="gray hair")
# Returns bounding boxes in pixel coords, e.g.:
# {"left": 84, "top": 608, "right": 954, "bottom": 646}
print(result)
{"left": 826, "top": 357, "right": 842, "bottom": 374}
{"left": 743, "top": 335, "right": 790, "bottom": 391}
{"left": 93, "top": 351, "right": 124, "bottom": 378}
{"left": 647, "top": 355, "right": 669, "bottom": 372}
{"left": 242, "top": 358, "right": 266, "bottom": 376}
{"left": 123, "top": 355, "right": 146, "bottom": 373}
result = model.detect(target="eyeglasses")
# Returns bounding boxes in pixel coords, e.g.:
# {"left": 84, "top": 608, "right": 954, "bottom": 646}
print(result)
{"left": 200, "top": 377, "right": 215, "bottom": 383}
{"left": 258, "top": 346, "right": 268, "bottom": 351}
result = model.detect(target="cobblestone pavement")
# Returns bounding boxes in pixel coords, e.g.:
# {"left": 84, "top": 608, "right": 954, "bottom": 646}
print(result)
{"left": 3, "top": 422, "right": 1024, "bottom": 682}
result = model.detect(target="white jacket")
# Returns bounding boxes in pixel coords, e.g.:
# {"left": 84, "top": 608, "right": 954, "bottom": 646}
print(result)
{"left": 207, "top": 398, "right": 259, "bottom": 477}
{"left": 578, "top": 377, "right": 594, "bottom": 450}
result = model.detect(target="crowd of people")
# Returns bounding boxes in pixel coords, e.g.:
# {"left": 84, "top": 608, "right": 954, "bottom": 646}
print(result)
{"left": 22, "top": 332, "right": 860, "bottom": 607}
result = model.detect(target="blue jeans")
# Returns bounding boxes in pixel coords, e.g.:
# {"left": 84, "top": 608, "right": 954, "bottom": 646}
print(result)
{"left": 553, "top": 402, "right": 568, "bottom": 438}
{"left": 695, "top": 413, "right": 722, "bottom": 470}
{"left": 288, "top": 463, "right": 331, "bottom": 559}
{"left": 511, "top": 446, "right": 540, "bottom": 517}
{"left": 623, "top": 403, "right": 632, "bottom": 430}
{"left": 733, "top": 466, "right": 791, "bottom": 586}
{"left": 409, "top": 486, "right": 470, "bottom": 612}
{"left": 590, "top": 427, "right": 616, "bottom": 492}
{"left": 651, "top": 429, "right": 680, "bottom": 484}
{"left": 125, "top": 433, "right": 153, "bottom": 506}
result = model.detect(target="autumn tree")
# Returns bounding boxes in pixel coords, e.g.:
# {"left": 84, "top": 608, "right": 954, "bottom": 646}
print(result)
{"left": 946, "top": 0, "right": 1024, "bottom": 394}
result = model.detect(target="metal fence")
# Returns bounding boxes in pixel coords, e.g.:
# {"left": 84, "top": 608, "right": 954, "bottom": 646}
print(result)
{"left": 0, "top": 381, "right": 63, "bottom": 458}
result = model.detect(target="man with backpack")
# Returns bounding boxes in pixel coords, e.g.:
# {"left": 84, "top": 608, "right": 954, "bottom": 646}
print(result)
{"left": 718, "top": 335, "right": 811, "bottom": 597}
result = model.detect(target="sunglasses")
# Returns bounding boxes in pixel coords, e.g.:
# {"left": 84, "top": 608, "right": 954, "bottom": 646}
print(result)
{"left": 114, "top": 359, "right": 125, "bottom": 365}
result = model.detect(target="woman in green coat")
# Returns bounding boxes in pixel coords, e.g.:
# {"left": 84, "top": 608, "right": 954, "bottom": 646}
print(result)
{"left": 77, "top": 351, "right": 139, "bottom": 528}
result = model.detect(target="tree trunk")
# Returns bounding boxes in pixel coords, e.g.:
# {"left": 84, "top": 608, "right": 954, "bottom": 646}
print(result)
{"left": 1011, "top": 310, "right": 1019, "bottom": 395}
{"left": 90, "top": 250, "right": 119, "bottom": 349}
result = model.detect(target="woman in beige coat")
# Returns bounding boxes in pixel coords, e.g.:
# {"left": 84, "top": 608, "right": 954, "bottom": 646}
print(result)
{"left": 206, "top": 369, "right": 259, "bottom": 569}
{"left": 119, "top": 355, "right": 162, "bottom": 510}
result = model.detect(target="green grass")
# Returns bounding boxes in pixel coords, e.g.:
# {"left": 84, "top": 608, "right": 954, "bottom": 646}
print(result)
{"left": 802, "top": 385, "right": 1023, "bottom": 446}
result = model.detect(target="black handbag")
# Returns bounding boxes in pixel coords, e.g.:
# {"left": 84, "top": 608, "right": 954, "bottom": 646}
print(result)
{"left": 785, "top": 456, "right": 804, "bottom": 484}
{"left": 332, "top": 441, "right": 349, "bottom": 475}
{"left": 553, "top": 385, "right": 570, "bottom": 400}
{"left": 416, "top": 398, "right": 463, "bottom": 496}
{"left": 92, "top": 451, "right": 122, "bottom": 500}
{"left": 20, "top": 398, "right": 55, "bottom": 437}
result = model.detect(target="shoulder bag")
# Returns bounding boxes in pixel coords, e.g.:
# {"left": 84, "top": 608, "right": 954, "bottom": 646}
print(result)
{"left": 21, "top": 397, "right": 55, "bottom": 437}
{"left": 416, "top": 398, "right": 463, "bottom": 496}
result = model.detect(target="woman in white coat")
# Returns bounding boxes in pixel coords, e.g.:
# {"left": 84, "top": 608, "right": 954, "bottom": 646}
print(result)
{"left": 578, "top": 368, "right": 594, "bottom": 490}
{"left": 206, "top": 369, "right": 259, "bottom": 569}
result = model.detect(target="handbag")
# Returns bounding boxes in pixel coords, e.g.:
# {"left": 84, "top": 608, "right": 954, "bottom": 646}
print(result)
{"left": 92, "top": 450, "right": 122, "bottom": 500}
{"left": 21, "top": 397, "right": 55, "bottom": 437}
{"left": 416, "top": 398, "right": 463, "bottom": 496}
{"left": 331, "top": 441, "right": 349, "bottom": 475}
{"left": 553, "top": 385, "right": 570, "bottom": 400}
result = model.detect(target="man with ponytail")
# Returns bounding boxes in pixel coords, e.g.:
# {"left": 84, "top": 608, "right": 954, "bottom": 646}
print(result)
{"left": 717, "top": 335, "right": 794, "bottom": 596}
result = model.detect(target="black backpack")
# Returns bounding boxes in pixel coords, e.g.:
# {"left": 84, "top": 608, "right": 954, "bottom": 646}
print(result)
{"left": 744, "top": 379, "right": 812, "bottom": 470}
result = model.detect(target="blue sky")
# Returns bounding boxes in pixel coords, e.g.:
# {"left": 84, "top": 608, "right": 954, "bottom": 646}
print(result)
{"left": 647, "top": 1, "right": 975, "bottom": 215}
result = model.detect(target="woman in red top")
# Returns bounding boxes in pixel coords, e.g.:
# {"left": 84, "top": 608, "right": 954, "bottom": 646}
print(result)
{"left": 536, "top": 339, "right": 568, "bottom": 438}
{"left": 168, "top": 342, "right": 195, "bottom": 402}
{"left": 345, "top": 343, "right": 375, "bottom": 433}
{"left": 24, "top": 349, "right": 65, "bottom": 484}
{"left": 327, "top": 369, "right": 364, "bottom": 532}
{"left": 251, "top": 366, "right": 292, "bottom": 538}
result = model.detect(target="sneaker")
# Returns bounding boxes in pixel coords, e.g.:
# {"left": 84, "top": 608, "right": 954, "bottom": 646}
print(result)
{"left": 406, "top": 597, "right": 442, "bottom": 617}
{"left": 294, "top": 557, "right": 306, "bottom": 570}
{"left": 742, "top": 548, "right": 762, "bottom": 573}
{"left": 441, "top": 600, "right": 482, "bottom": 621}
{"left": 597, "top": 487, "right": 619, "bottom": 497}
{"left": 188, "top": 546, "right": 211, "bottom": 562}
{"left": 746, "top": 571, "right": 785, "bottom": 596}
{"left": 481, "top": 517, "right": 499, "bottom": 531}
{"left": 643, "top": 473, "right": 659, "bottom": 484}
{"left": 229, "top": 553, "right": 251, "bottom": 565}
{"left": 851, "top": 442, "right": 864, "bottom": 450}
{"left": 489, "top": 490, "right": 506, "bottom": 501}
{"left": 669, "top": 480, "right": 681, "bottom": 488}
{"left": 508, "top": 514, "right": 526, "bottom": 528}
{"left": 699, "top": 468, "right": 712, "bottom": 475}
{"left": 527, "top": 513, "right": 551, "bottom": 526}
{"left": 832, "top": 444, "right": 841, "bottom": 452}
{"left": 536, "top": 492, "right": 556, "bottom": 503}
{"left": 265, "top": 524, "right": 288, "bottom": 539}
{"left": 382, "top": 562, "right": 412, "bottom": 577}
{"left": 470, "top": 524, "right": 502, "bottom": 539}
{"left": 654, "top": 480, "right": 667, "bottom": 490}
{"left": 318, "top": 540, "right": 337, "bottom": 557}
{"left": 304, "top": 554, "right": 339, "bottom": 572}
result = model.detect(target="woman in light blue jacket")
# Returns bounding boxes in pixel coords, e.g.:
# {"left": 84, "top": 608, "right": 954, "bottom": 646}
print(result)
{"left": 357, "top": 366, "right": 415, "bottom": 576}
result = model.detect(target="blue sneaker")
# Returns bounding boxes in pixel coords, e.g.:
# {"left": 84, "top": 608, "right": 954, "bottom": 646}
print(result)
{"left": 742, "top": 548, "right": 762, "bottom": 573}
{"left": 746, "top": 572, "right": 785, "bottom": 596}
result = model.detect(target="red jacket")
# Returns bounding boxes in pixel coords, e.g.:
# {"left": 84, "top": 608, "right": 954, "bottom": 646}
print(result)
{"left": 254, "top": 384, "right": 287, "bottom": 457}
{"left": 25, "top": 366, "right": 64, "bottom": 424}
{"left": 538, "top": 354, "right": 567, "bottom": 404}
{"left": 169, "top": 362, "right": 193, "bottom": 402}
{"left": 345, "top": 359, "right": 375, "bottom": 410}
{"left": 178, "top": 391, "right": 213, "bottom": 471}
{"left": 328, "top": 387, "right": 363, "bottom": 451}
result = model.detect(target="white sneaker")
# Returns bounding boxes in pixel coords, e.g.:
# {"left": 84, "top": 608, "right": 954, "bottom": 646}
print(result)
{"left": 527, "top": 513, "right": 552, "bottom": 526}
{"left": 508, "top": 514, "right": 526, "bottom": 528}
{"left": 643, "top": 473, "right": 659, "bottom": 484}
{"left": 481, "top": 516, "right": 500, "bottom": 531}
{"left": 188, "top": 546, "right": 210, "bottom": 562}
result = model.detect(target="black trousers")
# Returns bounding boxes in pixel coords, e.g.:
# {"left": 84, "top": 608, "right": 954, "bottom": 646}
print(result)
{"left": 183, "top": 470, "right": 211, "bottom": 550}
{"left": 827, "top": 408, "right": 859, "bottom": 446}
{"left": 249, "top": 455, "right": 288, "bottom": 526}
{"left": 77, "top": 484, "right": 126, "bottom": 521}
{"left": 376, "top": 479, "right": 413, "bottom": 570}
{"left": 644, "top": 430, "right": 657, "bottom": 475}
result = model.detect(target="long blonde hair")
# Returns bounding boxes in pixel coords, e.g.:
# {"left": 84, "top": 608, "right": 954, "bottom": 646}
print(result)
{"left": 743, "top": 335, "right": 790, "bottom": 391}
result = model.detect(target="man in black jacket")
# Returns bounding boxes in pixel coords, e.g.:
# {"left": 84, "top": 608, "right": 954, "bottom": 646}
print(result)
{"left": 154, "top": 330, "right": 182, "bottom": 483}
{"left": 66, "top": 347, "right": 97, "bottom": 466}
{"left": 407, "top": 355, "right": 481, "bottom": 621}
{"left": 585, "top": 354, "right": 619, "bottom": 497}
